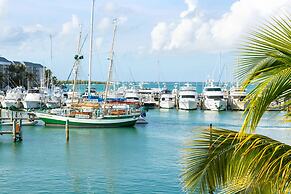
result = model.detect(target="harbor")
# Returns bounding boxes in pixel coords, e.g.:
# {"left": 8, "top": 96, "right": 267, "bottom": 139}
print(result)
{"left": 0, "top": 0, "right": 290, "bottom": 193}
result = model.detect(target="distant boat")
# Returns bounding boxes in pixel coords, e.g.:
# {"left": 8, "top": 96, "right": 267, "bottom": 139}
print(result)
{"left": 160, "top": 89, "right": 175, "bottom": 109}
{"left": 202, "top": 80, "right": 227, "bottom": 111}
{"left": 124, "top": 87, "right": 140, "bottom": 103}
{"left": 178, "top": 83, "right": 198, "bottom": 110}
{"left": 1, "top": 87, "right": 25, "bottom": 109}
{"left": 228, "top": 84, "right": 247, "bottom": 111}
{"left": 138, "top": 88, "right": 160, "bottom": 109}
{"left": 23, "top": 88, "right": 44, "bottom": 109}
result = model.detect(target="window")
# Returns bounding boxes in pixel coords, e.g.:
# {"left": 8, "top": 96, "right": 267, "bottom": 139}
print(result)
{"left": 181, "top": 95, "right": 196, "bottom": 98}
{"left": 207, "top": 96, "right": 223, "bottom": 100}
{"left": 205, "top": 88, "right": 221, "bottom": 92}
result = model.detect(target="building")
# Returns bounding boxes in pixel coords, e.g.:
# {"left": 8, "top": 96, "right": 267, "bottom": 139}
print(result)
{"left": 23, "top": 61, "right": 44, "bottom": 88}
{"left": 0, "top": 56, "right": 44, "bottom": 90}
{"left": 0, "top": 57, "right": 12, "bottom": 89}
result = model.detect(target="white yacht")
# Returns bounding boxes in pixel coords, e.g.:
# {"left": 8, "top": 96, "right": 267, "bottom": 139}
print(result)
{"left": 124, "top": 87, "right": 140, "bottom": 103}
{"left": 228, "top": 85, "right": 247, "bottom": 111}
{"left": 23, "top": 88, "right": 44, "bottom": 109}
{"left": 178, "top": 83, "right": 198, "bottom": 110}
{"left": 202, "top": 81, "right": 227, "bottom": 111}
{"left": 138, "top": 88, "right": 160, "bottom": 109}
{"left": 160, "top": 90, "right": 175, "bottom": 109}
{"left": 2, "top": 87, "right": 25, "bottom": 109}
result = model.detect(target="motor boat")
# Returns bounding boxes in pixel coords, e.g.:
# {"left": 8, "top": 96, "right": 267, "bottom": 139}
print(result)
{"left": 23, "top": 88, "right": 44, "bottom": 109}
{"left": 160, "top": 90, "right": 175, "bottom": 109}
{"left": 1, "top": 87, "right": 25, "bottom": 109}
{"left": 228, "top": 85, "right": 247, "bottom": 110}
{"left": 202, "top": 80, "right": 227, "bottom": 111}
{"left": 178, "top": 83, "right": 198, "bottom": 110}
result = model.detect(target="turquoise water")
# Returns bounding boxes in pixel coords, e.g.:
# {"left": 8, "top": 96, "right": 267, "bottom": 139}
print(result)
{"left": 66, "top": 81, "right": 253, "bottom": 94}
{"left": 0, "top": 109, "right": 290, "bottom": 193}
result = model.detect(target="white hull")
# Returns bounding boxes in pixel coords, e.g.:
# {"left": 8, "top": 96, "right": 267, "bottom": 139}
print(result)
{"left": 179, "top": 99, "right": 198, "bottom": 110}
{"left": 203, "top": 99, "right": 227, "bottom": 111}
{"left": 160, "top": 101, "right": 175, "bottom": 109}
{"left": 229, "top": 99, "right": 246, "bottom": 111}
{"left": 23, "top": 101, "right": 42, "bottom": 109}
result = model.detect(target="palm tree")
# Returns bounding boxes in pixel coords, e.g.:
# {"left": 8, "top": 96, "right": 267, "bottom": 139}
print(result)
{"left": 182, "top": 15, "right": 291, "bottom": 193}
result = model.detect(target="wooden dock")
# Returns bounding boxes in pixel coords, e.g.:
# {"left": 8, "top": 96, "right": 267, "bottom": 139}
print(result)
{"left": 0, "top": 119, "right": 23, "bottom": 142}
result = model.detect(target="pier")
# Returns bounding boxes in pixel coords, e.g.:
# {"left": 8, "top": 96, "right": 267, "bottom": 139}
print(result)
{"left": 0, "top": 118, "right": 23, "bottom": 142}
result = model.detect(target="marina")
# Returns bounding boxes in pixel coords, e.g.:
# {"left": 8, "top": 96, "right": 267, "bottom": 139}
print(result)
{"left": 0, "top": 0, "right": 290, "bottom": 193}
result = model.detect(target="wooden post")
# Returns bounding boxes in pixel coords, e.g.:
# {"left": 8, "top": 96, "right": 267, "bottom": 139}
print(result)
{"left": 176, "top": 95, "right": 179, "bottom": 110}
{"left": 12, "top": 119, "right": 16, "bottom": 142}
{"left": 66, "top": 120, "right": 69, "bottom": 142}
{"left": 19, "top": 119, "right": 23, "bottom": 141}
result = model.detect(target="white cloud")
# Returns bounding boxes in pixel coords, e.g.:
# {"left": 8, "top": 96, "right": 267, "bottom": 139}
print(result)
{"left": 151, "top": 0, "right": 291, "bottom": 52}
{"left": 23, "top": 24, "right": 46, "bottom": 33}
{"left": 104, "top": 2, "right": 115, "bottom": 13}
{"left": 95, "top": 37, "right": 103, "bottom": 50}
{"left": 0, "top": 24, "right": 48, "bottom": 45}
{"left": 151, "top": 22, "right": 170, "bottom": 51}
{"left": 118, "top": 16, "right": 128, "bottom": 25}
{"left": 97, "top": 17, "right": 111, "bottom": 32}
{"left": 61, "top": 15, "right": 80, "bottom": 35}
{"left": 180, "top": 0, "right": 197, "bottom": 18}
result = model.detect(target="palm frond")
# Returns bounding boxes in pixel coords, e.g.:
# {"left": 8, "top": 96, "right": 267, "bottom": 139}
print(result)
{"left": 236, "top": 14, "right": 291, "bottom": 132}
{"left": 181, "top": 128, "right": 291, "bottom": 193}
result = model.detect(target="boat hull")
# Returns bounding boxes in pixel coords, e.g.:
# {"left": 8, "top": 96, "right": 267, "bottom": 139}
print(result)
{"left": 228, "top": 99, "right": 246, "bottom": 111}
{"left": 178, "top": 99, "right": 198, "bottom": 110}
{"left": 23, "top": 101, "right": 42, "bottom": 109}
{"left": 203, "top": 99, "right": 227, "bottom": 111}
{"left": 160, "top": 101, "right": 175, "bottom": 109}
{"left": 34, "top": 112, "right": 138, "bottom": 128}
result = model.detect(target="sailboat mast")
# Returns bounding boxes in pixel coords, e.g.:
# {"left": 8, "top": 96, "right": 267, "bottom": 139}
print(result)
{"left": 72, "top": 25, "right": 83, "bottom": 95}
{"left": 88, "top": 0, "right": 95, "bottom": 96}
{"left": 104, "top": 19, "right": 118, "bottom": 102}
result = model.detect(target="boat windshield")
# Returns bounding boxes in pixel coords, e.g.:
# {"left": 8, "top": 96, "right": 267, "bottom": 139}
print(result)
{"left": 207, "top": 96, "right": 223, "bottom": 100}
{"left": 127, "top": 97, "right": 139, "bottom": 100}
{"left": 181, "top": 95, "right": 196, "bottom": 98}
{"left": 205, "top": 88, "right": 221, "bottom": 92}
{"left": 28, "top": 89, "right": 40, "bottom": 93}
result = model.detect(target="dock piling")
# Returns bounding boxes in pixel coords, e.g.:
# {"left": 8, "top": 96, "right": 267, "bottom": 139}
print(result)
{"left": 12, "top": 119, "right": 16, "bottom": 142}
{"left": 66, "top": 120, "right": 69, "bottom": 142}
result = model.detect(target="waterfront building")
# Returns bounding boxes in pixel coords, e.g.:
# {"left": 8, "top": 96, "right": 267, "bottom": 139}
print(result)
{"left": 0, "top": 56, "right": 44, "bottom": 90}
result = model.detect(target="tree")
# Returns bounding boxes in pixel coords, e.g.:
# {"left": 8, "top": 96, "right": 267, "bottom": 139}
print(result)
{"left": 182, "top": 15, "right": 291, "bottom": 193}
{"left": 7, "top": 63, "right": 27, "bottom": 87}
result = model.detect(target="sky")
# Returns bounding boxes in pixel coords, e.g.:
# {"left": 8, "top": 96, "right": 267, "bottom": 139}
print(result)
{"left": 0, "top": 0, "right": 289, "bottom": 82}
